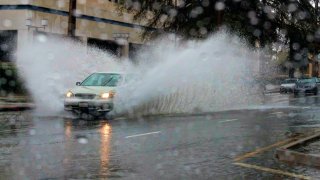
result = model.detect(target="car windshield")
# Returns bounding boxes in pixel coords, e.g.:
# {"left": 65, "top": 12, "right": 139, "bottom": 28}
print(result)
{"left": 80, "top": 73, "right": 122, "bottom": 87}
{"left": 283, "top": 79, "right": 296, "bottom": 84}
{"left": 298, "top": 78, "right": 315, "bottom": 84}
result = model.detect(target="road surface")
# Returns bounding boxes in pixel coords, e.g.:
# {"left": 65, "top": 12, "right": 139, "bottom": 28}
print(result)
{"left": 1, "top": 93, "right": 320, "bottom": 179}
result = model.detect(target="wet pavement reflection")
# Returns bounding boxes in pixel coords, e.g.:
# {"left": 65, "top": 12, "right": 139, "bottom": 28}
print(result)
{"left": 0, "top": 114, "right": 116, "bottom": 179}
{"left": 1, "top": 94, "right": 320, "bottom": 179}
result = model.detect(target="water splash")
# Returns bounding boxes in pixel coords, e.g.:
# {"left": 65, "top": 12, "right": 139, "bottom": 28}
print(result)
{"left": 114, "top": 32, "right": 262, "bottom": 115}
{"left": 16, "top": 34, "right": 129, "bottom": 116}
{"left": 17, "top": 32, "right": 262, "bottom": 117}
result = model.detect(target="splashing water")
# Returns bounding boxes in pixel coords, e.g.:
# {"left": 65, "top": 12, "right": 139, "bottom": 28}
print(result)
{"left": 16, "top": 34, "right": 127, "bottom": 115}
{"left": 114, "top": 32, "right": 262, "bottom": 115}
{"left": 17, "top": 32, "right": 262, "bottom": 117}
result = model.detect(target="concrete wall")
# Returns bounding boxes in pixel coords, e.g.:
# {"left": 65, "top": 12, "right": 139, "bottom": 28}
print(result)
{"left": 0, "top": 0, "right": 149, "bottom": 58}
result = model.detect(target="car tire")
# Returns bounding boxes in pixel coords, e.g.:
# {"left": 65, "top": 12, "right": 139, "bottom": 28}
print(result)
{"left": 280, "top": 89, "right": 284, "bottom": 94}
{"left": 103, "top": 112, "right": 114, "bottom": 120}
{"left": 314, "top": 88, "right": 318, "bottom": 95}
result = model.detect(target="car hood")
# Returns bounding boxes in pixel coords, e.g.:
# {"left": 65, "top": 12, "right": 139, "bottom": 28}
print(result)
{"left": 280, "top": 83, "right": 295, "bottom": 87}
{"left": 296, "top": 83, "right": 315, "bottom": 87}
{"left": 70, "top": 86, "right": 116, "bottom": 95}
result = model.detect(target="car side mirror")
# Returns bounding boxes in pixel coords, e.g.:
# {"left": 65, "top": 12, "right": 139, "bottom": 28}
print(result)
{"left": 76, "top": 82, "right": 81, "bottom": 86}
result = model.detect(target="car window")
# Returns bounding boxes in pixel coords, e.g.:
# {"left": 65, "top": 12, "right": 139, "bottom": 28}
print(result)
{"left": 81, "top": 73, "right": 122, "bottom": 87}
{"left": 298, "top": 78, "right": 316, "bottom": 83}
{"left": 283, "top": 79, "right": 296, "bottom": 84}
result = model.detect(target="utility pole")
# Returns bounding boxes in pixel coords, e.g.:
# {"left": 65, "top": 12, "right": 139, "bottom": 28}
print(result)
{"left": 316, "top": 0, "right": 319, "bottom": 25}
{"left": 174, "top": 0, "right": 177, "bottom": 46}
{"left": 215, "top": 1, "right": 224, "bottom": 30}
{"left": 315, "top": 0, "right": 319, "bottom": 77}
{"left": 68, "top": 0, "right": 77, "bottom": 37}
{"left": 217, "top": 11, "right": 222, "bottom": 28}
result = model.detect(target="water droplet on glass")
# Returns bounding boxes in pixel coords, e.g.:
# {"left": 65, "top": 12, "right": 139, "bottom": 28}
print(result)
{"left": 77, "top": 137, "right": 88, "bottom": 144}
{"left": 29, "top": 129, "right": 36, "bottom": 135}
{"left": 215, "top": 2, "right": 225, "bottom": 11}
{"left": 3, "top": 19, "right": 12, "bottom": 27}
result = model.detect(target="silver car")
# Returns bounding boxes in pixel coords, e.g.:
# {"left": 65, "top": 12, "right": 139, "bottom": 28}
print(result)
{"left": 280, "top": 78, "right": 298, "bottom": 93}
{"left": 64, "top": 72, "right": 126, "bottom": 117}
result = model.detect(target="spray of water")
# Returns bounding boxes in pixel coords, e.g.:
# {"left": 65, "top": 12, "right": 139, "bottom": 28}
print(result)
{"left": 16, "top": 34, "right": 127, "bottom": 115}
{"left": 17, "top": 31, "right": 262, "bottom": 117}
{"left": 114, "top": 32, "right": 262, "bottom": 115}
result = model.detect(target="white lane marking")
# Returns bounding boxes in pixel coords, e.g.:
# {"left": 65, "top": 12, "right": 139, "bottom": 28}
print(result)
{"left": 125, "top": 131, "right": 161, "bottom": 138}
{"left": 269, "top": 111, "right": 283, "bottom": 115}
{"left": 302, "top": 106, "right": 311, "bottom": 109}
{"left": 218, "top": 119, "right": 238, "bottom": 123}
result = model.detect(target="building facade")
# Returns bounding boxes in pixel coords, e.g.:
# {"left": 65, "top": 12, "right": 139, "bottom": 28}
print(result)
{"left": 0, "top": 0, "right": 151, "bottom": 61}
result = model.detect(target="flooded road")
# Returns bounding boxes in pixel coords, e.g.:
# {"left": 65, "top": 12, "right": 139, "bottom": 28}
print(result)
{"left": 1, "top": 94, "right": 320, "bottom": 179}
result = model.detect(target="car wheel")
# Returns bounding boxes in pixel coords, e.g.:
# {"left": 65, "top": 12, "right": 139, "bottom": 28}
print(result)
{"left": 71, "top": 111, "right": 81, "bottom": 118}
{"left": 103, "top": 112, "right": 113, "bottom": 120}
{"left": 315, "top": 88, "right": 318, "bottom": 95}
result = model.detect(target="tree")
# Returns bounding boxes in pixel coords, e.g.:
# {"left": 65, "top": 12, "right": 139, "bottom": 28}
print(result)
{"left": 269, "top": 0, "right": 319, "bottom": 77}
{"left": 120, "top": 0, "right": 319, "bottom": 76}
{"left": 120, "top": 0, "right": 279, "bottom": 47}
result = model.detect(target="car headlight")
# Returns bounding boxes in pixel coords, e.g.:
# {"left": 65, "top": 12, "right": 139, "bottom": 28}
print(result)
{"left": 100, "top": 92, "right": 115, "bottom": 99}
{"left": 66, "top": 91, "right": 74, "bottom": 98}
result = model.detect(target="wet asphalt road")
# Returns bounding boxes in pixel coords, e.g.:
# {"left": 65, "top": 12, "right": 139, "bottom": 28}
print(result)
{"left": 1, "top": 94, "right": 320, "bottom": 179}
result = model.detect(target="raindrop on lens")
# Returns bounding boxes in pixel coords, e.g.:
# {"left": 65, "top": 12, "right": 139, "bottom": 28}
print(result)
{"left": 215, "top": 2, "right": 225, "bottom": 11}
{"left": 29, "top": 129, "right": 36, "bottom": 135}
{"left": 288, "top": 3, "right": 297, "bottom": 12}
{"left": 77, "top": 137, "right": 88, "bottom": 144}
{"left": 3, "top": 19, "right": 12, "bottom": 27}
{"left": 292, "top": 43, "right": 300, "bottom": 50}
{"left": 36, "top": 34, "right": 47, "bottom": 43}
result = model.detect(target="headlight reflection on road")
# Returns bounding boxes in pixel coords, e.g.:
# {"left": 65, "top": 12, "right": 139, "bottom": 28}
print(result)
{"left": 64, "top": 121, "right": 72, "bottom": 138}
{"left": 99, "top": 122, "right": 112, "bottom": 176}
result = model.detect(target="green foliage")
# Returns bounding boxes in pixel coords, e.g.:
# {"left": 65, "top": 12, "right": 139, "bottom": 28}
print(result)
{"left": 120, "top": 0, "right": 319, "bottom": 50}
{"left": 0, "top": 63, "right": 28, "bottom": 96}
{"left": 119, "top": 0, "right": 319, "bottom": 77}
{"left": 121, "top": 0, "right": 280, "bottom": 47}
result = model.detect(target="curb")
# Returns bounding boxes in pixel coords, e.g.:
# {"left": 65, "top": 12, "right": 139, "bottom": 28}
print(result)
{"left": 275, "top": 132, "right": 320, "bottom": 168}
{"left": 0, "top": 103, "right": 35, "bottom": 111}
{"left": 264, "top": 90, "right": 280, "bottom": 94}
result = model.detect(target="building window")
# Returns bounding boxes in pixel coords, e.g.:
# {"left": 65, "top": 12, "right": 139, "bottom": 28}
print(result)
{"left": 0, "top": 30, "right": 17, "bottom": 62}
{"left": 88, "top": 38, "right": 122, "bottom": 57}
{"left": 129, "top": 43, "right": 145, "bottom": 63}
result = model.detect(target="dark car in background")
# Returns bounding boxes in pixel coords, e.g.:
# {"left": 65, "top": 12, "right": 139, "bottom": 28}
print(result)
{"left": 280, "top": 78, "right": 298, "bottom": 93}
{"left": 293, "top": 78, "right": 320, "bottom": 96}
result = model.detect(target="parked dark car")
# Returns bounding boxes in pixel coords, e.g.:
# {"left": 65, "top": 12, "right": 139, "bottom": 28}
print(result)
{"left": 293, "top": 77, "right": 320, "bottom": 96}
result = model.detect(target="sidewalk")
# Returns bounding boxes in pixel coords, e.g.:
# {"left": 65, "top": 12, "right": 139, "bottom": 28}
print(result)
{"left": 264, "top": 84, "right": 280, "bottom": 94}
{"left": 0, "top": 96, "right": 35, "bottom": 111}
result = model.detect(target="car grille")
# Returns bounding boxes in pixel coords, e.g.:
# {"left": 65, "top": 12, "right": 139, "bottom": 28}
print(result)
{"left": 74, "top": 93, "right": 96, "bottom": 99}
